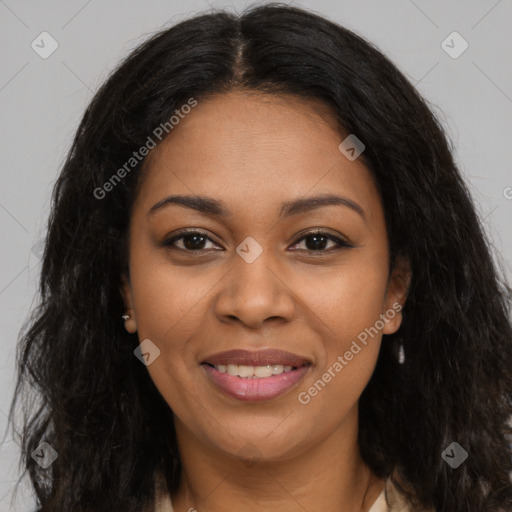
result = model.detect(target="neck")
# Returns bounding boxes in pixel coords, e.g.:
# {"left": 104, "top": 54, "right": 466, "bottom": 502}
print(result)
{"left": 170, "top": 406, "right": 385, "bottom": 512}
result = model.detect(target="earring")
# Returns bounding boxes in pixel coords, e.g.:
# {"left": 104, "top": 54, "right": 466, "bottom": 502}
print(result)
{"left": 122, "top": 313, "right": 137, "bottom": 334}
{"left": 398, "top": 339, "right": 405, "bottom": 364}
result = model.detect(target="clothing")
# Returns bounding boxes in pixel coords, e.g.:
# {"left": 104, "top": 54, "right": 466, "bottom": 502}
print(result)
{"left": 153, "top": 475, "right": 435, "bottom": 511}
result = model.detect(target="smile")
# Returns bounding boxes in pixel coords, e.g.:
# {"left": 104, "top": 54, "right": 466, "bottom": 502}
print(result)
{"left": 201, "top": 362, "right": 311, "bottom": 402}
{"left": 208, "top": 363, "right": 295, "bottom": 378}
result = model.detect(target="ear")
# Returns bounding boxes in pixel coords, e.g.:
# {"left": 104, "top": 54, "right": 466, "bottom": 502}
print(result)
{"left": 382, "top": 255, "right": 411, "bottom": 335}
{"left": 120, "top": 274, "right": 137, "bottom": 334}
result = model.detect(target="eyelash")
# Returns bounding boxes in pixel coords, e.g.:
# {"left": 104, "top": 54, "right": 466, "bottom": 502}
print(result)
{"left": 161, "top": 228, "right": 353, "bottom": 254}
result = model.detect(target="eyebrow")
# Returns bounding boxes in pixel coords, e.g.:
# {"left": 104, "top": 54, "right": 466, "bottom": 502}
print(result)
{"left": 147, "top": 193, "right": 366, "bottom": 220}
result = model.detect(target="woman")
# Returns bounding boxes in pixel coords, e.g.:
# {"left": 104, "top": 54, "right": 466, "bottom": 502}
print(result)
{"left": 9, "top": 3, "right": 512, "bottom": 511}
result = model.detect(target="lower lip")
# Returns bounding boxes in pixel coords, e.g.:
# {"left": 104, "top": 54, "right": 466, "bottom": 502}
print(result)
{"left": 201, "top": 364, "right": 311, "bottom": 402}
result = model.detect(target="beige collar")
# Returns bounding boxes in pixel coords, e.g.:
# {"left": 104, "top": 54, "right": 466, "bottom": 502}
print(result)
{"left": 153, "top": 474, "right": 435, "bottom": 512}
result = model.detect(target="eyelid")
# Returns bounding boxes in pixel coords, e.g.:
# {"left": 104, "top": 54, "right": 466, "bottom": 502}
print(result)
{"left": 161, "top": 228, "right": 354, "bottom": 253}
{"left": 162, "top": 228, "right": 221, "bottom": 251}
{"left": 291, "top": 228, "right": 353, "bottom": 251}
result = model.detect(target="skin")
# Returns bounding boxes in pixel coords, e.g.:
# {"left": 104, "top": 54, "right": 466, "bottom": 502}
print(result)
{"left": 121, "top": 90, "right": 411, "bottom": 512}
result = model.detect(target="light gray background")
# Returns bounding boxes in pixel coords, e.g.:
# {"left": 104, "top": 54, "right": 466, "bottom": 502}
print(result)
{"left": 1, "top": 0, "right": 511, "bottom": 510}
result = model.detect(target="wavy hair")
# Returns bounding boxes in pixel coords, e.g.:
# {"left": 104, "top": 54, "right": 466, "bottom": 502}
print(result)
{"left": 8, "top": 3, "right": 512, "bottom": 511}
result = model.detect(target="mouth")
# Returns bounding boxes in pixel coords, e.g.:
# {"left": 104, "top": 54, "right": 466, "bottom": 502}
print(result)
{"left": 200, "top": 349, "right": 312, "bottom": 402}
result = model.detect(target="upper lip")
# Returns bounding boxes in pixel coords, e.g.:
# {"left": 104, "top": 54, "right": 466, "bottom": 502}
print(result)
{"left": 202, "top": 349, "right": 311, "bottom": 367}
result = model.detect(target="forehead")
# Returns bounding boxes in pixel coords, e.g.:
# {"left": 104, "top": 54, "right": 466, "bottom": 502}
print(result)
{"left": 134, "top": 91, "right": 379, "bottom": 219}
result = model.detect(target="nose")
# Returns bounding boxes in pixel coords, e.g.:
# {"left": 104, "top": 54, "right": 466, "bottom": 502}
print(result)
{"left": 214, "top": 251, "right": 296, "bottom": 329}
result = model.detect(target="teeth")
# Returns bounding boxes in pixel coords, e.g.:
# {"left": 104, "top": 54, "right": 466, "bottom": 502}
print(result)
{"left": 215, "top": 364, "right": 295, "bottom": 378}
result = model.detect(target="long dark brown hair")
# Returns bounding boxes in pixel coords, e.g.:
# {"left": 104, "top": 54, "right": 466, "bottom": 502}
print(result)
{"left": 8, "top": 3, "right": 512, "bottom": 511}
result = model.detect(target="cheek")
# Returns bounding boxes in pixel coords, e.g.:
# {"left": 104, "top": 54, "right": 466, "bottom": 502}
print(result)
{"left": 302, "top": 254, "right": 389, "bottom": 343}
{"left": 127, "top": 249, "right": 203, "bottom": 369}
{"left": 129, "top": 233, "right": 220, "bottom": 337}
{"left": 296, "top": 253, "right": 388, "bottom": 405}
{"left": 128, "top": 260, "right": 210, "bottom": 413}
{"left": 296, "top": 350, "right": 378, "bottom": 432}
{"left": 295, "top": 269, "right": 386, "bottom": 420}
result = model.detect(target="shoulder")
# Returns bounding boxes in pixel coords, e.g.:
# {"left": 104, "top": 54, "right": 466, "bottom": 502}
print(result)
{"left": 153, "top": 473, "right": 436, "bottom": 512}
{"left": 377, "top": 474, "right": 436, "bottom": 512}
{"left": 153, "top": 472, "right": 174, "bottom": 512}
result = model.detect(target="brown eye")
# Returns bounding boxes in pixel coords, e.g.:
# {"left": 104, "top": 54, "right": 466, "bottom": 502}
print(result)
{"left": 289, "top": 230, "right": 352, "bottom": 252}
{"left": 162, "top": 230, "right": 220, "bottom": 252}
{"left": 162, "top": 229, "right": 352, "bottom": 255}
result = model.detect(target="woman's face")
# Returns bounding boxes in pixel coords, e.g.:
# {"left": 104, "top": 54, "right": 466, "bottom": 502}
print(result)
{"left": 122, "top": 91, "right": 408, "bottom": 462}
